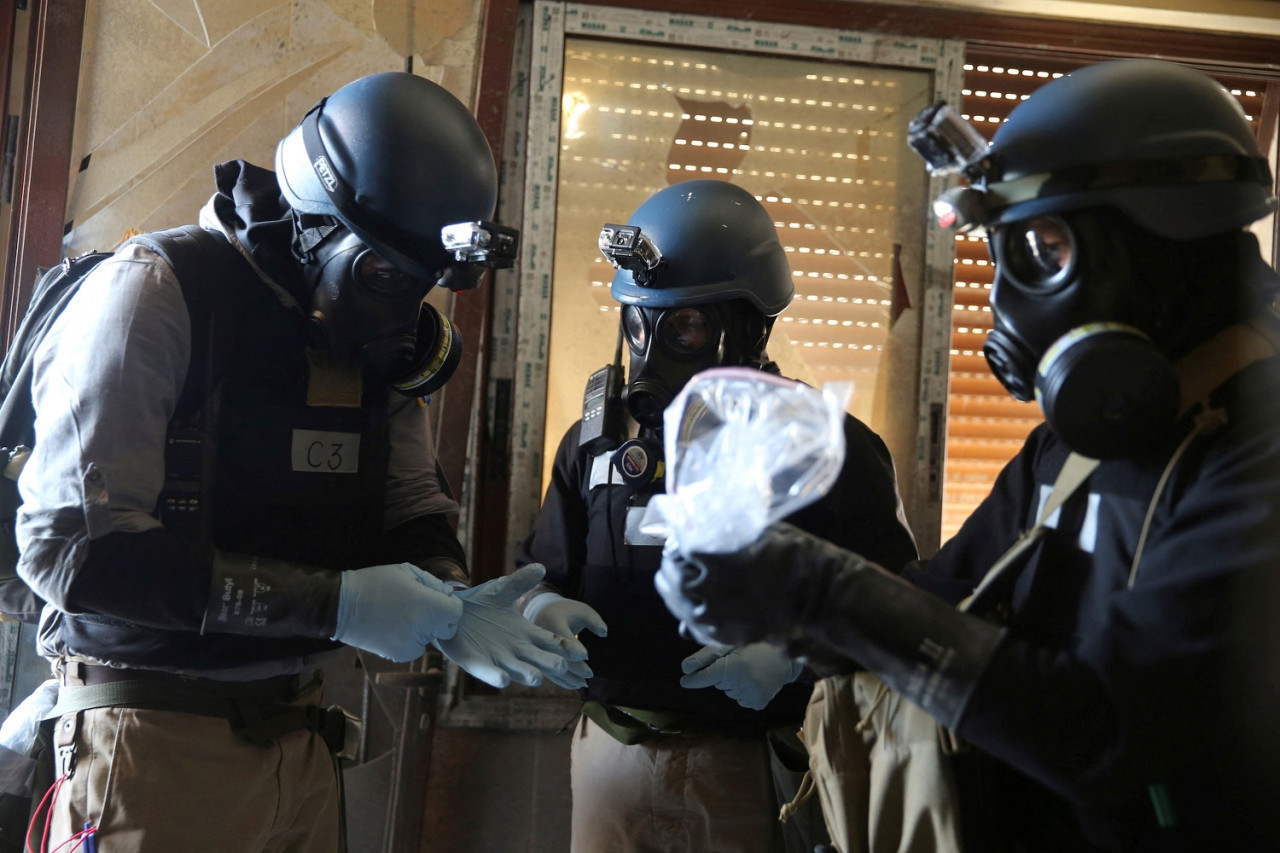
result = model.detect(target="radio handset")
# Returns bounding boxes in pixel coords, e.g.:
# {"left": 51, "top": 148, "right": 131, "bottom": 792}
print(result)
{"left": 580, "top": 324, "right": 628, "bottom": 454}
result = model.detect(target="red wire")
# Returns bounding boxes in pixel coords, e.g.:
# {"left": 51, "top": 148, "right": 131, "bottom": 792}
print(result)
{"left": 47, "top": 826, "right": 93, "bottom": 853}
{"left": 25, "top": 772, "right": 66, "bottom": 853}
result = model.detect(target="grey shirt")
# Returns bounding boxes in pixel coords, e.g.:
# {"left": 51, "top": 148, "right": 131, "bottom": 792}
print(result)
{"left": 16, "top": 201, "right": 458, "bottom": 676}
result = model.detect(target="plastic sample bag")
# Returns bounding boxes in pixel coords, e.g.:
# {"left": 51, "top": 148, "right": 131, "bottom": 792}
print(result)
{"left": 642, "top": 367, "right": 852, "bottom": 555}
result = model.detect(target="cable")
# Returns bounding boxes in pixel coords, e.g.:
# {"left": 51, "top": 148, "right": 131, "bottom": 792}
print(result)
{"left": 26, "top": 772, "right": 66, "bottom": 853}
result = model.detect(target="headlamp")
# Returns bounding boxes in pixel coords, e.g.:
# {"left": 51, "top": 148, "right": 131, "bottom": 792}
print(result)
{"left": 599, "top": 224, "right": 663, "bottom": 285}
{"left": 932, "top": 186, "right": 990, "bottom": 234}
{"left": 441, "top": 221, "right": 520, "bottom": 269}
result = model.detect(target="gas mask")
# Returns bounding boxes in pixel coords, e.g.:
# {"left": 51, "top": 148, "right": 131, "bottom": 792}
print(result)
{"left": 301, "top": 227, "right": 461, "bottom": 398}
{"left": 905, "top": 87, "right": 1274, "bottom": 460}
{"left": 985, "top": 210, "right": 1179, "bottom": 459}
{"left": 621, "top": 304, "right": 725, "bottom": 429}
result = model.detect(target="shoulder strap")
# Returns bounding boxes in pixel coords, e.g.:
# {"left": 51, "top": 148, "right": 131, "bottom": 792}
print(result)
{"left": 959, "top": 452, "right": 1099, "bottom": 614}
{"left": 962, "top": 317, "right": 1280, "bottom": 612}
{"left": 125, "top": 224, "right": 256, "bottom": 315}
{"left": 125, "top": 225, "right": 256, "bottom": 422}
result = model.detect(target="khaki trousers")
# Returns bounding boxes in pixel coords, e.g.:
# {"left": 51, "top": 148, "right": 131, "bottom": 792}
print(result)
{"left": 570, "top": 714, "right": 784, "bottom": 853}
{"left": 45, "top": 684, "right": 339, "bottom": 853}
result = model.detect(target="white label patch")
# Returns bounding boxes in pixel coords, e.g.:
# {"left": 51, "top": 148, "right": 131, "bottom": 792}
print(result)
{"left": 291, "top": 430, "right": 360, "bottom": 474}
{"left": 588, "top": 453, "right": 617, "bottom": 490}
{"left": 1036, "top": 484, "right": 1099, "bottom": 554}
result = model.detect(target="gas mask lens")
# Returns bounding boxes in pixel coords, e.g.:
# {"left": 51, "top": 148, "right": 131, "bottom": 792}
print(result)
{"left": 622, "top": 305, "right": 648, "bottom": 352}
{"left": 623, "top": 306, "right": 713, "bottom": 357}
{"left": 355, "top": 250, "right": 425, "bottom": 297}
{"left": 1002, "top": 216, "right": 1075, "bottom": 287}
{"left": 660, "top": 308, "right": 713, "bottom": 356}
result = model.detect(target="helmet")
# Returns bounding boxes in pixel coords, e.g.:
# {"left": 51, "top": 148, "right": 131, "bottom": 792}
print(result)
{"left": 598, "top": 180, "right": 792, "bottom": 431}
{"left": 984, "top": 59, "right": 1276, "bottom": 239}
{"left": 608, "top": 180, "right": 793, "bottom": 315}
{"left": 276, "top": 72, "right": 498, "bottom": 279}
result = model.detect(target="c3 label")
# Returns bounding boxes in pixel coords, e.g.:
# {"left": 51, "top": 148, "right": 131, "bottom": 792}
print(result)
{"left": 292, "top": 430, "right": 361, "bottom": 473}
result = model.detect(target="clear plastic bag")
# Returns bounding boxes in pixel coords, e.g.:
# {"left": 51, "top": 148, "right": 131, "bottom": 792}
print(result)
{"left": 0, "top": 678, "right": 57, "bottom": 796}
{"left": 0, "top": 679, "right": 57, "bottom": 756}
{"left": 641, "top": 367, "right": 851, "bottom": 554}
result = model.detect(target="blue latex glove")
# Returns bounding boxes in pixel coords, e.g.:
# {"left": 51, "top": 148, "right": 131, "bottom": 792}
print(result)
{"left": 522, "top": 587, "right": 605, "bottom": 690}
{"left": 523, "top": 590, "right": 609, "bottom": 640}
{"left": 332, "top": 563, "right": 465, "bottom": 663}
{"left": 679, "top": 642, "right": 803, "bottom": 710}
{"left": 436, "top": 564, "right": 593, "bottom": 689}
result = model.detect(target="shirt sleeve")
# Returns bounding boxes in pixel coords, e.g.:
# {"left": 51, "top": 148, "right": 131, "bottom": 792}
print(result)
{"left": 513, "top": 421, "right": 590, "bottom": 596}
{"left": 900, "top": 424, "right": 1051, "bottom": 603}
{"left": 382, "top": 395, "right": 461, "bottom": 528}
{"left": 16, "top": 244, "right": 207, "bottom": 617}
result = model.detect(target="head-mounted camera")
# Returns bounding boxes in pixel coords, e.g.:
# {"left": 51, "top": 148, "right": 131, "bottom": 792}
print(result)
{"left": 907, "top": 101, "right": 991, "bottom": 179}
{"left": 599, "top": 224, "right": 663, "bottom": 285}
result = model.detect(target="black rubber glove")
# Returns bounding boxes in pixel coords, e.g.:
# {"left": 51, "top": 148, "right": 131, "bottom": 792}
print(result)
{"left": 201, "top": 551, "right": 341, "bottom": 638}
{"left": 656, "top": 521, "right": 1006, "bottom": 728}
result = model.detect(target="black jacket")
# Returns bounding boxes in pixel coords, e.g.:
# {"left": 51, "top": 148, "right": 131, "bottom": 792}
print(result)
{"left": 518, "top": 411, "right": 917, "bottom": 734}
{"left": 904, "top": 353, "right": 1280, "bottom": 851}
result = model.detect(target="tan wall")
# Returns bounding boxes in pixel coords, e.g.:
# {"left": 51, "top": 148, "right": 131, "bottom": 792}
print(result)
{"left": 65, "top": 0, "right": 485, "bottom": 257}
{"left": 66, "top": 0, "right": 1280, "bottom": 260}
{"left": 64, "top": 0, "right": 1279, "bottom": 260}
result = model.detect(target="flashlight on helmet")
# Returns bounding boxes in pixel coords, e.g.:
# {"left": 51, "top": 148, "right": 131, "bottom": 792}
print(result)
{"left": 932, "top": 185, "right": 991, "bottom": 234}
{"left": 442, "top": 221, "right": 519, "bottom": 267}
{"left": 599, "top": 224, "right": 663, "bottom": 285}
{"left": 438, "top": 220, "right": 520, "bottom": 291}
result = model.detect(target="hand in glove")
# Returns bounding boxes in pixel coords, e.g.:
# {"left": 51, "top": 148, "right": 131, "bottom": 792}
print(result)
{"left": 436, "top": 564, "right": 593, "bottom": 690}
{"left": 655, "top": 522, "right": 840, "bottom": 647}
{"left": 523, "top": 589, "right": 609, "bottom": 641}
{"left": 657, "top": 521, "right": 1006, "bottom": 729}
{"left": 680, "top": 642, "right": 803, "bottom": 710}
{"left": 332, "top": 562, "right": 465, "bottom": 663}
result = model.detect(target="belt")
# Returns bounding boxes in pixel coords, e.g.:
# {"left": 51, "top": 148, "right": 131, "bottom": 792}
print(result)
{"left": 67, "top": 662, "right": 312, "bottom": 701}
{"left": 50, "top": 663, "right": 343, "bottom": 751}
{"left": 582, "top": 701, "right": 723, "bottom": 745}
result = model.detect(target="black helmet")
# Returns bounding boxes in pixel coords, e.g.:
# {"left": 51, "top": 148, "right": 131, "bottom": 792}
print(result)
{"left": 984, "top": 59, "right": 1276, "bottom": 239}
{"left": 606, "top": 180, "right": 793, "bottom": 315}
{"left": 276, "top": 72, "right": 498, "bottom": 279}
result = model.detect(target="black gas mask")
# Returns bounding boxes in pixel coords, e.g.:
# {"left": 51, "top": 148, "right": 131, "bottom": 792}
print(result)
{"left": 985, "top": 210, "right": 1180, "bottom": 459}
{"left": 621, "top": 304, "right": 724, "bottom": 429}
{"left": 300, "top": 227, "right": 461, "bottom": 398}
{"left": 908, "top": 68, "right": 1280, "bottom": 459}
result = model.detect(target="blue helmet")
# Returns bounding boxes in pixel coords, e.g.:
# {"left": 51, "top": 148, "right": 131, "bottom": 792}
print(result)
{"left": 607, "top": 180, "right": 793, "bottom": 316}
{"left": 276, "top": 72, "right": 498, "bottom": 279}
